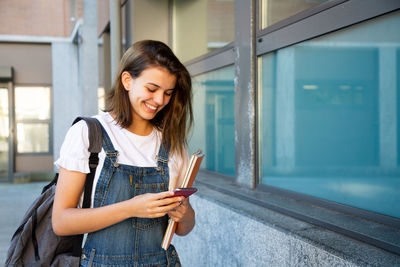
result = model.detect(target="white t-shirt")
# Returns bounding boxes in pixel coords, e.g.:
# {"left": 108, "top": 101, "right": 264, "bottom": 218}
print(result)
{"left": 54, "top": 112, "right": 188, "bottom": 206}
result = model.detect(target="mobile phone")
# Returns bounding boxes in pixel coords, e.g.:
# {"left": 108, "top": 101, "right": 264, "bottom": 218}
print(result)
{"left": 172, "top": 188, "right": 197, "bottom": 198}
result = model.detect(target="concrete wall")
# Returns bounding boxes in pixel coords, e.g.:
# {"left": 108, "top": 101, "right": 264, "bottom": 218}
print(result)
{"left": 131, "top": 0, "right": 170, "bottom": 45}
{"left": 174, "top": 195, "right": 351, "bottom": 266}
{"left": 173, "top": 189, "right": 400, "bottom": 266}
{"left": 97, "top": 0, "right": 109, "bottom": 36}
{"left": 173, "top": 0, "right": 208, "bottom": 63}
{"left": 16, "top": 155, "right": 53, "bottom": 172}
{"left": 0, "top": 43, "right": 52, "bottom": 84}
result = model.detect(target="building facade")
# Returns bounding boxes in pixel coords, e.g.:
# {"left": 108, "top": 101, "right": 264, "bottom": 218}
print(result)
{"left": 1, "top": 0, "right": 400, "bottom": 266}
{"left": 0, "top": 0, "right": 98, "bottom": 182}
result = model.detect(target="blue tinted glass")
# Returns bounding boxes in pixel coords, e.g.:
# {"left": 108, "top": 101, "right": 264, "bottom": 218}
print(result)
{"left": 190, "top": 65, "right": 235, "bottom": 176}
{"left": 398, "top": 48, "right": 400, "bottom": 166}
{"left": 258, "top": 11, "right": 400, "bottom": 218}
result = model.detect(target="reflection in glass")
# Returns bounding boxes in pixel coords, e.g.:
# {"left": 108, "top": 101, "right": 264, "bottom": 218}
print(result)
{"left": 0, "top": 88, "right": 9, "bottom": 176}
{"left": 17, "top": 123, "right": 49, "bottom": 153}
{"left": 173, "top": 0, "right": 234, "bottom": 62}
{"left": 260, "top": 0, "right": 329, "bottom": 29}
{"left": 258, "top": 11, "right": 400, "bottom": 218}
{"left": 190, "top": 65, "right": 235, "bottom": 176}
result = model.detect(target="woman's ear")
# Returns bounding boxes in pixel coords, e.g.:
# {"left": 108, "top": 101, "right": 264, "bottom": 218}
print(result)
{"left": 121, "top": 71, "right": 132, "bottom": 91}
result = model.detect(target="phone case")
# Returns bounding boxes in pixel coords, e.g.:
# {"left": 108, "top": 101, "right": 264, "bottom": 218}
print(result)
{"left": 173, "top": 188, "right": 197, "bottom": 198}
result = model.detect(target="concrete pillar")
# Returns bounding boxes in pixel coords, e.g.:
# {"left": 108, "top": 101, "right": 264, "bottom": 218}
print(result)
{"left": 234, "top": 0, "right": 256, "bottom": 188}
{"left": 109, "top": 0, "right": 122, "bottom": 81}
{"left": 52, "top": 42, "right": 80, "bottom": 161}
{"left": 379, "top": 47, "right": 398, "bottom": 168}
{"left": 79, "top": 0, "right": 99, "bottom": 116}
{"left": 52, "top": 1, "right": 99, "bottom": 161}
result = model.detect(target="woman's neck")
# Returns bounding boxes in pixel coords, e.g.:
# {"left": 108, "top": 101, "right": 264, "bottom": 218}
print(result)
{"left": 127, "top": 116, "right": 153, "bottom": 136}
{"left": 109, "top": 112, "right": 153, "bottom": 136}
{"left": 126, "top": 122, "right": 153, "bottom": 136}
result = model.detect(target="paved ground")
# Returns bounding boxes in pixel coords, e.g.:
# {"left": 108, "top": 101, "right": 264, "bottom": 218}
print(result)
{"left": 0, "top": 182, "right": 47, "bottom": 264}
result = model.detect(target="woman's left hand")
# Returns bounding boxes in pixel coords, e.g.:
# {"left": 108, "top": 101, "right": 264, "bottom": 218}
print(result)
{"left": 167, "top": 198, "right": 194, "bottom": 223}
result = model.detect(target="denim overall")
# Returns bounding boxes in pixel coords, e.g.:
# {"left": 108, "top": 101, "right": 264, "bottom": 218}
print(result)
{"left": 80, "top": 124, "right": 181, "bottom": 267}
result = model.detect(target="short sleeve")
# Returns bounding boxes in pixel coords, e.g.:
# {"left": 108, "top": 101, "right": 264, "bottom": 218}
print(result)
{"left": 168, "top": 149, "right": 189, "bottom": 191}
{"left": 54, "top": 120, "right": 91, "bottom": 173}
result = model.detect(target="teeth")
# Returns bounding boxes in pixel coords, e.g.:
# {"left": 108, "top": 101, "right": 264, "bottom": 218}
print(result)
{"left": 145, "top": 103, "right": 157, "bottom": 111}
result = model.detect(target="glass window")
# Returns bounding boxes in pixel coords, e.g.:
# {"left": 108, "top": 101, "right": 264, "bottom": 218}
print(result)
{"left": 172, "top": 0, "right": 235, "bottom": 63}
{"left": 398, "top": 48, "right": 400, "bottom": 166}
{"left": 15, "top": 87, "right": 50, "bottom": 120}
{"left": 16, "top": 123, "right": 49, "bottom": 153}
{"left": 15, "top": 86, "right": 51, "bottom": 153}
{"left": 258, "top": 11, "right": 400, "bottom": 218}
{"left": 190, "top": 65, "right": 235, "bottom": 176}
{"left": 260, "top": 0, "right": 330, "bottom": 29}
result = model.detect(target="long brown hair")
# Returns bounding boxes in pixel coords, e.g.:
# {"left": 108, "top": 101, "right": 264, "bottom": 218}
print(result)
{"left": 104, "top": 40, "right": 193, "bottom": 157}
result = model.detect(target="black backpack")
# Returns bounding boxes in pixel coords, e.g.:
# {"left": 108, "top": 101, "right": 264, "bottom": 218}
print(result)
{"left": 5, "top": 117, "right": 103, "bottom": 267}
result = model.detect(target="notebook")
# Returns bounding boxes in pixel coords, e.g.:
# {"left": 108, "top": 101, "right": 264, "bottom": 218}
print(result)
{"left": 161, "top": 150, "right": 204, "bottom": 250}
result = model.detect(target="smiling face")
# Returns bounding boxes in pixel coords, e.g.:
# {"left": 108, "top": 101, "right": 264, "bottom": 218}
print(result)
{"left": 122, "top": 66, "right": 177, "bottom": 130}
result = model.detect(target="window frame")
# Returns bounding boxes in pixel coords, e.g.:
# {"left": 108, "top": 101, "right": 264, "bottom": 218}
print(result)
{"left": 185, "top": 43, "right": 235, "bottom": 76}
{"left": 256, "top": 0, "right": 348, "bottom": 37}
{"left": 256, "top": 0, "right": 400, "bottom": 56}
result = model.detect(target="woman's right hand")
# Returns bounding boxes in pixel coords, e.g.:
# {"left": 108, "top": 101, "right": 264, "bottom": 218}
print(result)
{"left": 129, "top": 191, "right": 184, "bottom": 219}
{"left": 53, "top": 168, "right": 184, "bottom": 236}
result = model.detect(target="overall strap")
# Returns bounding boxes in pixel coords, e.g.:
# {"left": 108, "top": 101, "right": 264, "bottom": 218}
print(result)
{"left": 71, "top": 117, "right": 103, "bottom": 257}
{"left": 96, "top": 122, "right": 120, "bottom": 168}
{"left": 156, "top": 142, "right": 170, "bottom": 170}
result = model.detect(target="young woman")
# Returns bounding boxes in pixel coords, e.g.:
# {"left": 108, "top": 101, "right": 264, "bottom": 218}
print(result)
{"left": 52, "top": 40, "right": 194, "bottom": 266}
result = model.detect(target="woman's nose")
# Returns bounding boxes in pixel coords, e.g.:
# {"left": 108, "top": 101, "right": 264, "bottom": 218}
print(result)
{"left": 154, "top": 91, "right": 164, "bottom": 105}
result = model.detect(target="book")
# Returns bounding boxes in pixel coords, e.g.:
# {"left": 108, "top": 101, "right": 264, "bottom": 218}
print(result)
{"left": 161, "top": 150, "right": 204, "bottom": 250}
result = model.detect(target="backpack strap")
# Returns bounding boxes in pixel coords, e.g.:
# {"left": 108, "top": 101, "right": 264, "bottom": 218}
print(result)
{"left": 71, "top": 117, "right": 103, "bottom": 257}
{"left": 73, "top": 117, "right": 103, "bottom": 156}
{"left": 72, "top": 117, "right": 103, "bottom": 209}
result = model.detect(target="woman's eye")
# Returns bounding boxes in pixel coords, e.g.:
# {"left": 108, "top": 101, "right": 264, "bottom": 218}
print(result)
{"left": 165, "top": 91, "right": 173, "bottom": 97}
{"left": 146, "top": 87, "right": 156, "bottom": 93}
